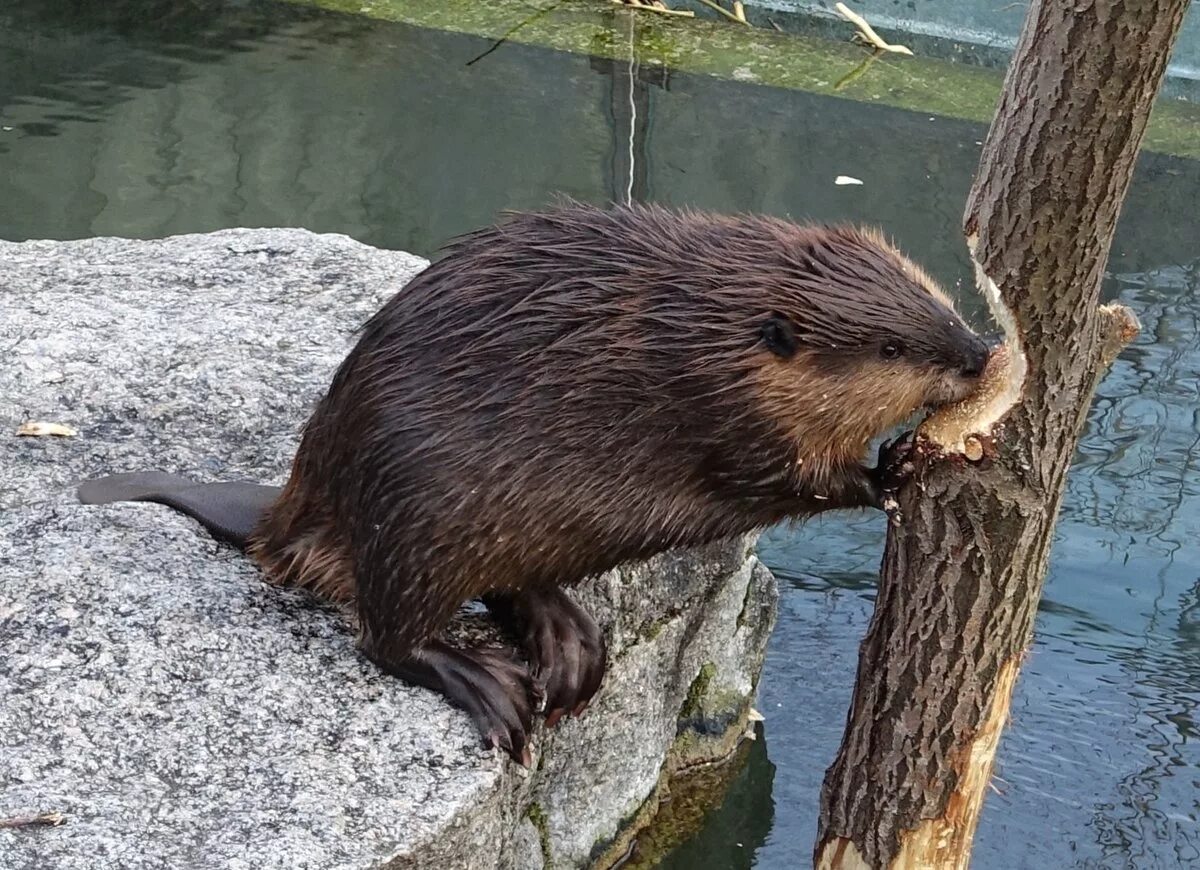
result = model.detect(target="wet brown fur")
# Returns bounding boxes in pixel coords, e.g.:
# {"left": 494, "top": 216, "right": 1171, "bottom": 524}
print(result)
{"left": 242, "top": 200, "right": 987, "bottom": 669}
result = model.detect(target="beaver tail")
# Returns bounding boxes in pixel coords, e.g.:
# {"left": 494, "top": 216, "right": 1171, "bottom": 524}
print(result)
{"left": 77, "top": 471, "right": 281, "bottom": 549}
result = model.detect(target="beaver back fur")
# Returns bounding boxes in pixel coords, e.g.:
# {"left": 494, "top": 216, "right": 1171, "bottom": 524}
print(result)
{"left": 247, "top": 201, "right": 989, "bottom": 664}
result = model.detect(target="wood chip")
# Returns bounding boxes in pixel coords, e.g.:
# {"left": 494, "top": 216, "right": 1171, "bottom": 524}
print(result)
{"left": 0, "top": 812, "right": 66, "bottom": 829}
{"left": 15, "top": 421, "right": 78, "bottom": 437}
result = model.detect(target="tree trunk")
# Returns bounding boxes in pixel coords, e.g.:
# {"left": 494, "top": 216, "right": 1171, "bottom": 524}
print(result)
{"left": 814, "top": 2, "right": 1191, "bottom": 868}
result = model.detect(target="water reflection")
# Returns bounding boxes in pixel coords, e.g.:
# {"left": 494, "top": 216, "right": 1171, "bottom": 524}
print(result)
{"left": 1010, "top": 272, "right": 1200, "bottom": 868}
{"left": 2, "top": 1, "right": 1200, "bottom": 867}
{"left": 645, "top": 731, "right": 775, "bottom": 870}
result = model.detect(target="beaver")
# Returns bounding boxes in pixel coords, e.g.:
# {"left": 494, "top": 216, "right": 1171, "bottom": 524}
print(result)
{"left": 78, "top": 201, "right": 990, "bottom": 765}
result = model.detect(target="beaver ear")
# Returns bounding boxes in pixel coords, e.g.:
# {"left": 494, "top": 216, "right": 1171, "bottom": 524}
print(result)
{"left": 760, "top": 314, "right": 797, "bottom": 358}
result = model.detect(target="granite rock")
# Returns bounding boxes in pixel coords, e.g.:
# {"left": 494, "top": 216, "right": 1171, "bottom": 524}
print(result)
{"left": 0, "top": 229, "right": 778, "bottom": 869}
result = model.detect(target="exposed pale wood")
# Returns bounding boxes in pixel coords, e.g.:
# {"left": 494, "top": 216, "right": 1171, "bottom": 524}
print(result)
{"left": 815, "top": 1, "right": 1190, "bottom": 867}
{"left": 890, "top": 656, "right": 1021, "bottom": 868}
{"left": 817, "top": 659, "right": 1019, "bottom": 869}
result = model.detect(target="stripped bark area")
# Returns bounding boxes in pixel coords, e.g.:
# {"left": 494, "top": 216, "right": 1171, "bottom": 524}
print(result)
{"left": 816, "top": 1, "right": 1191, "bottom": 867}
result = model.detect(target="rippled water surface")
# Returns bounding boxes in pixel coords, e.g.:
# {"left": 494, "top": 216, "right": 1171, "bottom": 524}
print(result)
{"left": 3, "top": 2, "right": 1198, "bottom": 867}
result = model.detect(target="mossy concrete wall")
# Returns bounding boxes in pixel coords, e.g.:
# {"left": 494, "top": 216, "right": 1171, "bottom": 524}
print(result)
{"left": 289, "top": 0, "right": 1200, "bottom": 160}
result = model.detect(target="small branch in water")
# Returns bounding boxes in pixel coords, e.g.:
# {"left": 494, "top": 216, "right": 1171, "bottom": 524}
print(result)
{"left": 835, "top": 2, "right": 913, "bottom": 55}
{"left": 834, "top": 49, "right": 884, "bottom": 90}
{"left": 0, "top": 812, "right": 66, "bottom": 830}
{"left": 465, "top": 1, "right": 565, "bottom": 66}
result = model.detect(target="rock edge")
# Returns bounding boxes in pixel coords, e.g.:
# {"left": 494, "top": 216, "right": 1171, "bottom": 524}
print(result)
{"left": 0, "top": 228, "right": 777, "bottom": 869}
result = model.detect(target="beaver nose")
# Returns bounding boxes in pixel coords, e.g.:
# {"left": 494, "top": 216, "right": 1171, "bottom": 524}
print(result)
{"left": 961, "top": 343, "right": 989, "bottom": 378}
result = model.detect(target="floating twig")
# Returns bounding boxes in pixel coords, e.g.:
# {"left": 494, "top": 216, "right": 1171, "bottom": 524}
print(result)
{"left": 835, "top": 2, "right": 913, "bottom": 55}
{"left": 733, "top": 1, "right": 747, "bottom": 24}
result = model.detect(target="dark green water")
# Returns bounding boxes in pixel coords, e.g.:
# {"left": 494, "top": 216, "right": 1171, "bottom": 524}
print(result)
{"left": 3, "top": 2, "right": 1198, "bottom": 867}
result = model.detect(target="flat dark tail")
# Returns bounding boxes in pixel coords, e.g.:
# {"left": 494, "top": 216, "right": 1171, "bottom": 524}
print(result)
{"left": 76, "top": 471, "right": 282, "bottom": 550}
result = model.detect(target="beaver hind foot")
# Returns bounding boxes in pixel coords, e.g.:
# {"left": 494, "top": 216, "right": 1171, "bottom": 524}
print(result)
{"left": 76, "top": 472, "right": 280, "bottom": 549}
{"left": 485, "top": 587, "right": 607, "bottom": 729}
{"left": 365, "top": 638, "right": 537, "bottom": 766}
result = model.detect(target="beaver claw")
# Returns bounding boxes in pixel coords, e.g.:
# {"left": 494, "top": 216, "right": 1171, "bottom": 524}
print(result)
{"left": 870, "top": 432, "right": 917, "bottom": 520}
{"left": 485, "top": 587, "right": 607, "bottom": 729}
{"left": 463, "top": 648, "right": 538, "bottom": 763}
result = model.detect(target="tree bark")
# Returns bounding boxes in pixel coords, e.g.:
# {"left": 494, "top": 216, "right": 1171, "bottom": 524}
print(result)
{"left": 815, "top": 2, "right": 1190, "bottom": 868}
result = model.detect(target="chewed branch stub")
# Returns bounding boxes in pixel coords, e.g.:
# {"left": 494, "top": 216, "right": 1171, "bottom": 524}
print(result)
{"left": 917, "top": 235, "right": 1141, "bottom": 461}
{"left": 916, "top": 233, "right": 1026, "bottom": 457}
{"left": 918, "top": 343, "right": 1015, "bottom": 459}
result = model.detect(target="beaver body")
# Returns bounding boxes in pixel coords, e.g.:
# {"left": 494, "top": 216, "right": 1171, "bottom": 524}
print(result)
{"left": 79, "top": 201, "right": 989, "bottom": 763}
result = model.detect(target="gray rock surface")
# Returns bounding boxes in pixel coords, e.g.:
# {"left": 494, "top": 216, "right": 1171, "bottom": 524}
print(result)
{"left": 0, "top": 229, "right": 778, "bottom": 869}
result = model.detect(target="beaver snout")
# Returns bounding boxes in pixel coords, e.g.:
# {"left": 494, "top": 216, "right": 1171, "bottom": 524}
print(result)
{"left": 960, "top": 338, "right": 995, "bottom": 380}
{"left": 931, "top": 337, "right": 1000, "bottom": 407}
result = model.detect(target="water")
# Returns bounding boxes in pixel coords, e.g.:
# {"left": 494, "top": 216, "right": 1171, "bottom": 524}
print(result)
{"left": 3, "top": 2, "right": 1198, "bottom": 867}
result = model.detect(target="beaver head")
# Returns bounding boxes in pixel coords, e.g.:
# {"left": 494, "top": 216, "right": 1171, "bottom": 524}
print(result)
{"left": 743, "top": 221, "right": 990, "bottom": 462}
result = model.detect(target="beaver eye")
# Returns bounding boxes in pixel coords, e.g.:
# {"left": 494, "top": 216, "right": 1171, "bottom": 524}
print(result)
{"left": 880, "top": 340, "right": 904, "bottom": 360}
{"left": 760, "top": 314, "right": 797, "bottom": 359}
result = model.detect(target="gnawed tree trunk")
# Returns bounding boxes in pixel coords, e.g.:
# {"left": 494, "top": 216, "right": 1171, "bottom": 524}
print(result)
{"left": 815, "top": 2, "right": 1190, "bottom": 868}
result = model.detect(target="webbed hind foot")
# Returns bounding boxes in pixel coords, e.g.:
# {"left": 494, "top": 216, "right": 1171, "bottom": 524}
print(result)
{"left": 365, "top": 638, "right": 537, "bottom": 766}
{"left": 485, "top": 586, "right": 607, "bottom": 729}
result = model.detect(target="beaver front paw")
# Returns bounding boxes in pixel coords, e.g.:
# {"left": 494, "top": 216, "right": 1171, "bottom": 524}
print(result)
{"left": 871, "top": 432, "right": 917, "bottom": 521}
{"left": 486, "top": 586, "right": 607, "bottom": 729}
{"left": 874, "top": 431, "right": 916, "bottom": 488}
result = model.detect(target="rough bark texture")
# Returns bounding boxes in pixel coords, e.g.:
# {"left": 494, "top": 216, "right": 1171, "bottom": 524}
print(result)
{"left": 816, "top": 2, "right": 1191, "bottom": 868}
